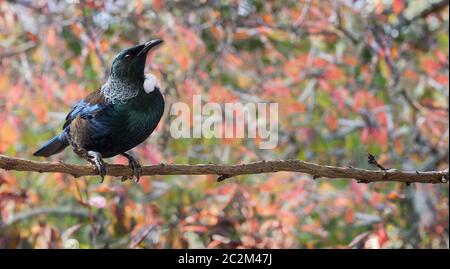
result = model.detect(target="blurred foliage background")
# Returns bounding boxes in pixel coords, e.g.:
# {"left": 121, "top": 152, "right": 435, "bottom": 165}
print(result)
{"left": 0, "top": 0, "right": 448, "bottom": 249}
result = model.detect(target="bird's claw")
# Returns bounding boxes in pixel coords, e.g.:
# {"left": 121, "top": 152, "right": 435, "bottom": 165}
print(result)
{"left": 121, "top": 153, "right": 142, "bottom": 182}
{"left": 87, "top": 151, "right": 106, "bottom": 183}
{"left": 130, "top": 159, "right": 142, "bottom": 182}
{"left": 98, "top": 166, "right": 106, "bottom": 183}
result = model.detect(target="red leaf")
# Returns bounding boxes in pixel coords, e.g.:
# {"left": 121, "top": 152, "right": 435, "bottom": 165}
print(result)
{"left": 435, "top": 50, "right": 449, "bottom": 65}
{"left": 373, "top": 128, "right": 388, "bottom": 148}
{"left": 325, "top": 113, "right": 338, "bottom": 132}
{"left": 153, "top": 0, "right": 164, "bottom": 10}
{"left": 361, "top": 127, "right": 370, "bottom": 144}
{"left": 263, "top": 80, "right": 291, "bottom": 97}
{"left": 376, "top": 228, "right": 389, "bottom": 247}
{"left": 393, "top": 0, "right": 405, "bottom": 14}
{"left": 421, "top": 58, "right": 441, "bottom": 75}
{"left": 181, "top": 225, "right": 209, "bottom": 233}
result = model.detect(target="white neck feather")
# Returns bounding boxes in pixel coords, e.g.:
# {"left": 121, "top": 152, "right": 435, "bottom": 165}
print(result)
{"left": 144, "top": 74, "right": 159, "bottom": 94}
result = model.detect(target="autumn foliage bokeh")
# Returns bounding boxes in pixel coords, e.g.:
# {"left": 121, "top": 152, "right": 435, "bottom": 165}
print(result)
{"left": 0, "top": 0, "right": 448, "bottom": 249}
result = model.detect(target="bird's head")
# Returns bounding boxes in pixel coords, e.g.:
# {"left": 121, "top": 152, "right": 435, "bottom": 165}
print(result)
{"left": 110, "top": 39, "right": 163, "bottom": 83}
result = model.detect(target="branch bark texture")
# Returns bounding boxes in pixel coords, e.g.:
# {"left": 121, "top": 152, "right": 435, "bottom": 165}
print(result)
{"left": 0, "top": 155, "right": 448, "bottom": 184}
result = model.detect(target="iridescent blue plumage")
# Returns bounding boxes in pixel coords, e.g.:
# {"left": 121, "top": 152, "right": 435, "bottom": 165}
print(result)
{"left": 67, "top": 88, "right": 164, "bottom": 158}
{"left": 34, "top": 40, "right": 165, "bottom": 182}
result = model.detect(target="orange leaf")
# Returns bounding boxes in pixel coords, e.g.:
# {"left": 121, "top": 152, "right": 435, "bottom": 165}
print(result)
{"left": 63, "top": 82, "right": 86, "bottom": 105}
{"left": 181, "top": 225, "right": 208, "bottom": 233}
{"left": 207, "top": 240, "right": 222, "bottom": 249}
{"left": 324, "top": 65, "right": 344, "bottom": 81}
{"left": 0, "top": 119, "right": 19, "bottom": 152}
{"left": 262, "top": 14, "right": 275, "bottom": 24}
{"left": 209, "top": 85, "right": 237, "bottom": 103}
{"left": 434, "top": 74, "right": 449, "bottom": 85}
{"left": 0, "top": 74, "right": 9, "bottom": 96}
{"left": 387, "top": 191, "right": 403, "bottom": 200}
{"left": 393, "top": 0, "right": 405, "bottom": 14}
{"left": 153, "top": 0, "right": 164, "bottom": 11}
{"left": 100, "top": 38, "right": 109, "bottom": 52}
{"left": 225, "top": 53, "right": 243, "bottom": 68}
{"left": 353, "top": 90, "right": 370, "bottom": 111}
{"left": 403, "top": 69, "right": 419, "bottom": 81}
{"left": 71, "top": 23, "right": 84, "bottom": 38}
{"left": 263, "top": 79, "right": 291, "bottom": 97}
{"left": 234, "top": 28, "right": 254, "bottom": 40}
{"left": 175, "top": 53, "right": 190, "bottom": 71}
{"left": 325, "top": 113, "right": 338, "bottom": 132}
{"left": 135, "top": 0, "right": 144, "bottom": 14}
{"left": 394, "top": 138, "right": 404, "bottom": 155}
{"left": 47, "top": 27, "right": 57, "bottom": 47}
{"left": 210, "top": 26, "right": 224, "bottom": 40}
{"left": 345, "top": 208, "right": 354, "bottom": 224}
{"left": 421, "top": 58, "right": 441, "bottom": 75}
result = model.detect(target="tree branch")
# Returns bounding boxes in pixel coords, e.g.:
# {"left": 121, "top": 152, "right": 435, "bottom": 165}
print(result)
{"left": 409, "top": 0, "right": 449, "bottom": 23}
{"left": 0, "top": 154, "right": 448, "bottom": 184}
{"left": 2, "top": 207, "right": 89, "bottom": 226}
{"left": 0, "top": 42, "right": 37, "bottom": 61}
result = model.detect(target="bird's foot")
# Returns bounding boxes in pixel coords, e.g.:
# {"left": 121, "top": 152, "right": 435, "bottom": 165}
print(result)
{"left": 121, "top": 153, "right": 142, "bottom": 182}
{"left": 87, "top": 151, "right": 106, "bottom": 183}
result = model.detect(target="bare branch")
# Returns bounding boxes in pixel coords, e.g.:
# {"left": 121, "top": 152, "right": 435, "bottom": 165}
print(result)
{"left": 0, "top": 154, "right": 448, "bottom": 184}
{"left": 409, "top": 0, "right": 449, "bottom": 23}
{"left": 3, "top": 207, "right": 89, "bottom": 226}
{"left": 0, "top": 42, "right": 37, "bottom": 61}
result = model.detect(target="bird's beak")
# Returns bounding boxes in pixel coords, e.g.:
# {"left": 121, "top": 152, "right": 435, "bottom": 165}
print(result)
{"left": 137, "top": 39, "right": 164, "bottom": 57}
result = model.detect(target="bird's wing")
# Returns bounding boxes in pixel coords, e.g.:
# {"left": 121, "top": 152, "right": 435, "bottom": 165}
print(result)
{"left": 63, "top": 90, "right": 107, "bottom": 129}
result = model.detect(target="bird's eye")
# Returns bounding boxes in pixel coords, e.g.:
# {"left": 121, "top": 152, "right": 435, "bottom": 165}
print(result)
{"left": 124, "top": 54, "right": 131, "bottom": 60}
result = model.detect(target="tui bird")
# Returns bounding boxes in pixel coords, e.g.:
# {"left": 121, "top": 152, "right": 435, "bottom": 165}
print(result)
{"left": 33, "top": 39, "right": 165, "bottom": 182}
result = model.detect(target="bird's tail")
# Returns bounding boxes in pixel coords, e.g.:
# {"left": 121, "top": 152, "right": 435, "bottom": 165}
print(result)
{"left": 33, "top": 131, "right": 69, "bottom": 157}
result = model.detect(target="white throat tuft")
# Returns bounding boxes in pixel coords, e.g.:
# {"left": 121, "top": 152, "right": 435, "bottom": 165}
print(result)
{"left": 144, "top": 74, "right": 159, "bottom": 94}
